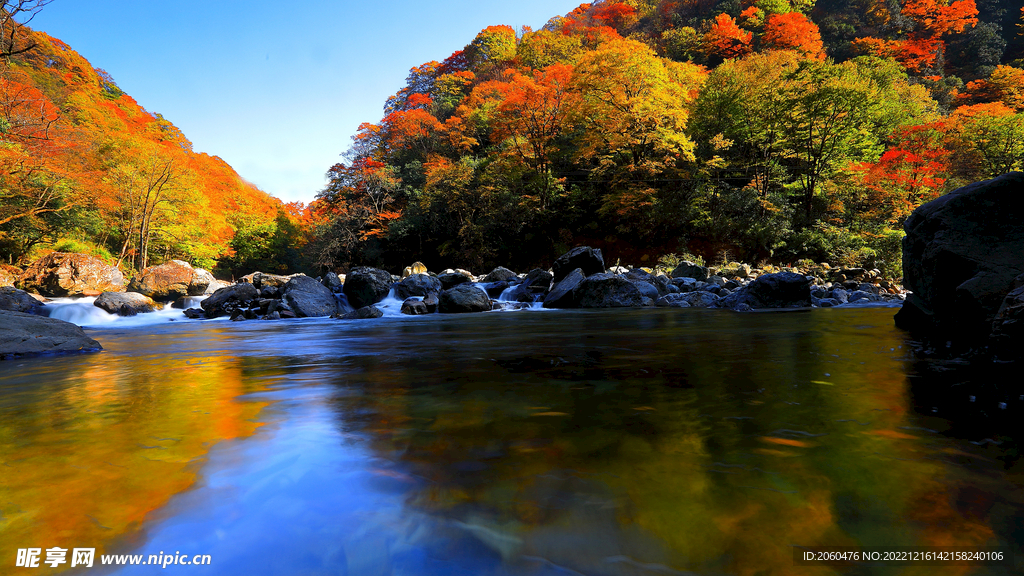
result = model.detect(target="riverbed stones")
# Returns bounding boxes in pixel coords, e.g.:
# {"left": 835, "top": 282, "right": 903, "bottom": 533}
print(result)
{"left": 343, "top": 267, "right": 394, "bottom": 309}
{"left": 483, "top": 281, "right": 509, "bottom": 298}
{"left": 576, "top": 273, "right": 644, "bottom": 308}
{"left": 717, "top": 272, "right": 812, "bottom": 310}
{"left": 394, "top": 273, "right": 442, "bottom": 300}
{"left": 0, "top": 310, "right": 102, "bottom": 359}
{"left": 627, "top": 278, "right": 660, "bottom": 300}
{"left": 543, "top": 268, "right": 586, "bottom": 309}
{"left": 671, "top": 261, "right": 709, "bottom": 282}
{"left": 17, "top": 252, "right": 125, "bottom": 296}
{"left": 552, "top": 246, "right": 604, "bottom": 283}
{"left": 896, "top": 172, "right": 1024, "bottom": 340}
{"left": 201, "top": 283, "right": 259, "bottom": 318}
{"left": 655, "top": 293, "right": 692, "bottom": 307}
{"left": 439, "top": 284, "right": 490, "bottom": 313}
{"left": 0, "top": 286, "right": 43, "bottom": 315}
{"left": 94, "top": 291, "right": 160, "bottom": 316}
{"left": 282, "top": 275, "right": 339, "bottom": 317}
{"left": 129, "top": 260, "right": 195, "bottom": 301}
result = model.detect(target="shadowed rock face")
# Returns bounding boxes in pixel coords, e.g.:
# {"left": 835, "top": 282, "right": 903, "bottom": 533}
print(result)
{"left": 576, "top": 273, "right": 644, "bottom": 308}
{"left": 343, "top": 267, "right": 393, "bottom": 309}
{"left": 895, "top": 172, "right": 1024, "bottom": 339}
{"left": 552, "top": 246, "right": 604, "bottom": 284}
{"left": 16, "top": 252, "right": 125, "bottom": 297}
{"left": 282, "top": 275, "right": 339, "bottom": 317}
{"left": 439, "top": 284, "right": 491, "bottom": 313}
{"left": 717, "top": 272, "right": 812, "bottom": 310}
{"left": 0, "top": 310, "right": 102, "bottom": 359}
{"left": 0, "top": 286, "right": 43, "bottom": 315}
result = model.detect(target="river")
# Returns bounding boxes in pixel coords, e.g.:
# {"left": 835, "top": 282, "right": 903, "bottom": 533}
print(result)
{"left": 1, "top": 306, "right": 1021, "bottom": 574}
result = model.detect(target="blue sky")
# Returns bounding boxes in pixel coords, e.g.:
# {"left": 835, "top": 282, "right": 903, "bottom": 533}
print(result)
{"left": 31, "top": 0, "right": 583, "bottom": 203}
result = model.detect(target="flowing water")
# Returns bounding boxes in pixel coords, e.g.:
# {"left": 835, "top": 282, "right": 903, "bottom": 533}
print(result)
{"left": 1, "top": 307, "right": 1022, "bottom": 575}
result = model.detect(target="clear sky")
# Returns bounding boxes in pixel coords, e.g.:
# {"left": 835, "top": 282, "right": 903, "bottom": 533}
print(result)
{"left": 30, "top": 0, "right": 584, "bottom": 204}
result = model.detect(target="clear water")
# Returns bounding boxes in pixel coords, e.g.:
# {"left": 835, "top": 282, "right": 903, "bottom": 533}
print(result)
{"left": 1, "top": 308, "right": 1021, "bottom": 575}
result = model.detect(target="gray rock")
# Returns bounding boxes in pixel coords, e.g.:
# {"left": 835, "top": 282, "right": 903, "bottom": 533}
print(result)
{"left": 183, "top": 308, "right": 205, "bottom": 319}
{"left": 0, "top": 310, "right": 102, "bottom": 359}
{"left": 94, "top": 292, "right": 160, "bottom": 316}
{"left": 542, "top": 268, "right": 585, "bottom": 309}
{"left": 896, "top": 172, "right": 1024, "bottom": 339}
{"left": 190, "top": 268, "right": 215, "bottom": 295}
{"left": 670, "top": 277, "right": 697, "bottom": 292}
{"left": 0, "top": 286, "right": 43, "bottom": 314}
{"left": 338, "top": 305, "right": 384, "bottom": 320}
{"left": 201, "top": 283, "right": 259, "bottom": 318}
{"left": 401, "top": 298, "right": 430, "bottom": 315}
{"left": 322, "top": 271, "right": 344, "bottom": 292}
{"left": 628, "top": 279, "right": 660, "bottom": 300}
{"left": 240, "top": 272, "right": 299, "bottom": 288}
{"left": 422, "top": 293, "right": 439, "bottom": 313}
{"left": 439, "top": 284, "right": 491, "bottom": 313}
{"left": 817, "top": 298, "right": 840, "bottom": 308}
{"left": 705, "top": 275, "right": 727, "bottom": 288}
{"left": 437, "top": 272, "right": 473, "bottom": 290}
{"left": 552, "top": 246, "right": 604, "bottom": 283}
{"left": 282, "top": 275, "right": 339, "bottom": 317}
{"left": 847, "top": 290, "right": 877, "bottom": 303}
{"left": 524, "top": 268, "right": 553, "bottom": 292}
{"left": 394, "top": 273, "right": 443, "bottom": 300}
{"left": 671, "top": 261, "right": 709, "bottom": 282}
{"left": 343, "top": 267, "right": 393, "bottom": 309}
{"left": 717, "top": 272, "right": 812, "bottom": 310}
{"left": 576, "top": 273, "right": 644, "bottom": 308}
{"left": 681, "top": 291, "right": 721, "bottom": 308}
{"left": 481, "top": 266, "right": 517, "bottom": 283}
{"left": 655, "top": 293, "right": 692, "bottom": 308}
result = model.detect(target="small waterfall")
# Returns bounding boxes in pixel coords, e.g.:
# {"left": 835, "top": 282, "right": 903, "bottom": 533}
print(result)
{"left": 44, "top": 295, "right": 211, "bottom": 328}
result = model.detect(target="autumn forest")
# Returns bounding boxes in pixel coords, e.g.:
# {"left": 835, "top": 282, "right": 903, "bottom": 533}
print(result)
{"left": 2, "top": 0, "right": 1024, "bottom": 279}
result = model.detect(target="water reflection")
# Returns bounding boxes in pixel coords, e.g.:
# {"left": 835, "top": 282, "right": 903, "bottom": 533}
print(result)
{"left": 0, "top": 309, "right": 1020, "bottom": 574}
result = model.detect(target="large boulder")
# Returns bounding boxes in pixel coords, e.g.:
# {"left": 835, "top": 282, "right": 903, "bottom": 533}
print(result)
{"left": 576, "top": 273, "right": 644, "bottom": 308}
{"left": 991, "top": 282, "right": 1024, "bottom": 353}
{"left": 439, "top": 284, "right": 491, "bottom": 313}
{"left": 524, "top": 268, "right": 553, "bottom": 293}
{"left": 322, "top": 272, "right": 344, "bottom": 293}
{"left": 717, "top": 272, "right": 812, "bottom": 310}
{"left": 94, "top": 291, "right": 160, "bottom": 316}
{"left": 343, "top": 267, "right": 393, "bottom": 309}
{"left": 282, "top": 275, "right": 339, "bottom": 317}
{"left": 627, "top": 279, "right": 660, "bottom": 300}
{"left": 16, "top": 252, "right": 125, "bottom": 296}
{"left": 129, "top": 260, "right": 196, "bottom": 301}
{"left": 0, "top": 286, "right": 43, "bottom": 314}
{"left": 671, "top": 261, "right": 709, "bottom": 282}
{"left": 542, "top": 268, "right": 586, "bottom": 309}
{"left": 551, "top": 246, "right": 604, "bottom": 283}
{"left": 190, "top": 268, "right": 215, "bottom": 295}
{"left": 201, "top": 283, "right": 259, "bottom": 319}
{"left": 896, "top": 172, "right": 1024, "bottom": 339}
{"left": 338, "top": 305, "right": 384, "bottom": 320}
{"left": 437, "top": 271, "right": 473, "bottom": 290}
{"left": 394, "top": 273, "right": 443, "bottom": 300}
{"left": 401, "top": 298, "right": 430, "bottom": 315}
{"left": 481, "top": 266, "right": 517, "bottom": 283}
{"left": 0, "top": 310, "right": 102, "bottom": 359}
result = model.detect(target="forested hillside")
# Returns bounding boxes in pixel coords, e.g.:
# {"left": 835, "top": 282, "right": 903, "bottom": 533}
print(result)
{"left": 0, "top": 8, "right": 295, "bottom": 276}
{"left": 311, "top": 0, "right": 1024, "bottom": 277}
